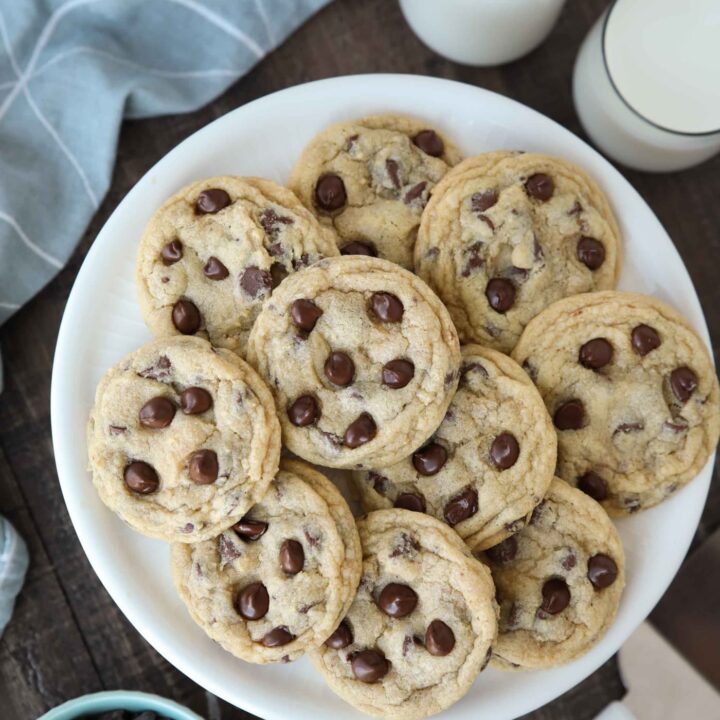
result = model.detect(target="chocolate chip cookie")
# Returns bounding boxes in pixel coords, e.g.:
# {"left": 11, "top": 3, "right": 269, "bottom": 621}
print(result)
{"left": 480, "top": 478, "right": 624, "bottom": 669}
{"left": 246, "top": 256, "right": 461, "bottom": 469}
{"left": 512, "top": 291, "right": 720, "bottom": 515}
{"left": 87, "top": 336, "right": 280, "bottom": 542}
{"left": 414, "top": 152, "right": 622, "bottom": 353}
{"left": 309, "top": 509, "right": 497, "bottom": 719}
{"left": 171, "top": 460, "right": 361, "bottom": 663}
{"left": 290, "top": 115, "right": 462, "bottom": 269}
{"left": 136, "top": 176, "right": 338, "bottom": 356}
{"left": 352, "top": 344, "right": 555, "bottom": 550}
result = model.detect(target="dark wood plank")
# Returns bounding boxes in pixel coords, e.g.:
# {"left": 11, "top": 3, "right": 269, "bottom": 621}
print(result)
{"left": 0, "top": 0, "right": 718, "bottom": 717}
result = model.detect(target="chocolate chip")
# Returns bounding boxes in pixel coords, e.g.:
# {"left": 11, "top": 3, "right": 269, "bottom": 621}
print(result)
{"left": 291, "top": 299, "right": 323, "bottom": 332}
{"left": 394, "top": 492, "right": 426, "bottom": 513}
{"left": 486, "top": 536, "right": 518, "bottom": 565}
{"left": 270, "top": 262, "right": 288, "bottom": 289}
{"left": 390, "top": 532, "right": 419, "bottom": 558}
{"left": 460, "top": 361, "right": 487, "bottom": 381}
{"left": 631, "top": 324, "right": 661, "bottom": 356}
{"left": 587, "top": 554, "right": 618, "bottom": 589}
{"left": 279, "top": 539, "right": 304, "bottom": 575}
{"left": 578, "top": 471, "right": 608, "bottom": 501}
{"left": 325, "top": 620, "right": 353, "bottom": 649}
{"left": 240, "top": 266, "right": 272, "bottom": 297}
{"left": 218, "top": 534, "right": 242, "bottom": 561}
{"left": 288, "top": 395, "right": 320, "bottom": 426}
{"left": 138, "top": 355, "right": 171, "bottom": 380}
{"left": 670, "top": 366, "right": 698, "bottom": 402}
{"left": 292, "top": 253, "right": 310, "bottom": 270}
{"left": 490, "top": 433, "right": 519, "bottom": 470}
{"left": 525, "top": 173, "right": 554, "bottom": 201}
{"left": 161, "top": 239, "right": 183, "bottom": 265}
{"left": 485, "top": 278, "right": 515, "bottom": 313}
{"left": 576, "top": 237, "right": 605, "bottom": 270}
{"left": 195, "top": 188, "right": 231, "bottom": 214}
{"left": 324, "top": 351, "right": 355, "bottom": 386}
{"left": 425, "top": 619, "right": 455, "bottom": 656}
{"left": 259, "top": 208, "right": 293, "bottom": 236}
{"left": 236, "top": 582, "right": 269, "bottom": 620}
{"left": 378, "top": 583, "right": 418, "bottom": 618}
{"left": 554, "top": 400, "right": 585, "bottom": 430}
{"left": 412, "top": 443, "right": 447, "bottom": 475}
{"left": 579, "top": 338, "right": 613, "bottom": 370}
{"left": 540, "top": 578, "right": 570, "bottom": 614}
{"left": 188, "top": 449, "right": 218, "bottom": 485}
{"left": 351, "top": 649, "right": 389, "bottom": 683}
{"left": 562, "top": 553, "right": 577, "bottom": 570}
{"left": 386, "top": 158, "right": 401, "bottom": 188}
{"left": 461, "top": 242, "right": 484, "bottom": 277}
{"left": 443, "top": 486, "right": 478, "bottom": 526}
{"left": 471, "top": 190, "right": 498, "bottom": 213}
{"left": 172, "top": 299, "right": 201, "bottom": 334}
{"left": 382, "top": 359, "right": 415, "bottom": 389}
{"left": 370, "top": 472, "right": 389, "bottom": 495}
{"left": 124, "top": 461, "right": 159, "bottom": 494}
{"left": 413, "top": 129, "right": 444, "bottom": 157}
{"left": 180, "top": 387, "right": 212, "bottom": 415}
{"left": 404, "top": 181, "right": 427, "bottom": 204}
{"left": 370, "top": 292, "right": 404, "bottom": 322}
{"left": 315, "top": 174, "right": 346, "bottom": 211}
{"left": 138, "top": 397, "right": 175, "bottom": 429}
{"left": 530, "top": 500, "right": 546, "bottom": 525}
{"left": 343, "top": 413, "right": 377, "bottom": 448}
{"left": 202, "top": 256, "right": 229, "bottom": 280}
{"left": 341, "top": 241, "right": 377, "bottom": 257}
{"left": 262, "top": 626, "right": 294, "bottom": 647}
{"left": 233, "top": 518, "right": 268, "bottom": 541}
{"left": 614, "top": 421, "right": 644, "bottom": 435}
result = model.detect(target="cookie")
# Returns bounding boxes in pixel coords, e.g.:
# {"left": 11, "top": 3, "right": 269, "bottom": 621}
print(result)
{"left": 246, "top": 256, "right": 461, "bottom": 469}
{"left": 290, "top": 114, "right": 462, "bottom": 269}
{"left": 171, "top": 460, "right": 361, "bottom": 663}
{"left": 480, "top": 478, "right": 625, "bottom": 669}
{"left": 414, "top": 152, "right": 621, "bottom": 353}
{"left": 136, "top": 176, "right": 339, "bottom": 356}
{"left": 309, "top": 509, "right": 497, "bottom": 720}
{"left": 352, "top": 344, "right": 555, "bottom": 550}
{"left": 87, "top": 336, "right": 280, "bottom": 542}
{"left": 512, "top": 291, "right": 720, "bottom": 515}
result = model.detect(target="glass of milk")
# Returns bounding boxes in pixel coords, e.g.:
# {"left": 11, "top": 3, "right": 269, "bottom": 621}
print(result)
{"left": 573, "top": 0, "right": 720, "bottom": 172}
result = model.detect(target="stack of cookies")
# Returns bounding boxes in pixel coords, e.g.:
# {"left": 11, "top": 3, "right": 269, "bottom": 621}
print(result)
{"left": 87, "top": 114, "right": 720, "bottom": 720}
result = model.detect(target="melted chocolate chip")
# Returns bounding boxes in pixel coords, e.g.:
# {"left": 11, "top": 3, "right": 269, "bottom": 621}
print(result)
{"left": 203, "top": 256, "right": 229, "bottom": 280}
{"left": 180, "top": 387, "right": 212, "bottom": 415}
{"left": 325, "top": 620, "right": 353, "bottom": 649}
{"left": 578, "top": 471, "right": 608, "bottom": 501}
{"left": 324, "top": 351, "right": 355, "bottom": 386}
{"left": 486, "top": 278, "right": 515, "bottom": 313}
{"left": 490, "top": 433, "right": 519, "bottom": 470}
{"left": 404, "top": 181, "right": 427, "bottom": 204}
{"left": 288, "top": 395, "right": 320, "bottom": 426}
{"left": 444, "top": 486, "right": 478, "bottom": 526}
{"left": 461, "top": 242, "right": 484, "bottom": 277}
{"left": 553, "top": 400, "right": 585, "bottom": 430}
{"left": 587, "top": 554, "right": 618, "bottom": 589}
{"left": 525, "top": 173, "right": 554, "bottom": 201}
{"left": 240, "top": 266, "right": 272, "bottom": 297}
{"left": 577, "top": 237, "right": 605, "bottom": 270}
{"left": 351, "top": 649, "right": 389, "bottom": 683}
{"left": 341, "top": 241, "right": 377, "bottom": 257}
{"left": 486, "top": 536, "right": 518, "bottom": 565}
{"left": 386, "top": 158, "right": 401, "bottom": 188}
{"left": 382, "top": 359, "right": 415, "bottom": 389}
{"left": 233, "top": 518, "right": 268, "bottom": 541}
{"left": 259, "top": 208, "right": 293, "bottom": 236}
{"left": 138, "top": 397, "right": 175, "bottom": 429}
{"left": 370, "top": 292, "right": 404, "bottom": 322}
{"left": 236, "top": 582, "right": 269, "bottom": 620}
{"left": 124, "top": 461, "right": 159, "bottom": 494}
{"left": 315, "top": 174, "right": 346, "bottom": 211}
{"left": 670, "top": 366, "right": 698, "bottom": 402}
{"left": 279, "top": 539, "right": 305, "bottom": 575}
{"left": 195, "top": 188, "right": 231, "bottom": 214}
{"left": 425, "top": 619, "right": 455, "bottom": 656}
{"left": 413, "top": 129, "right": 444, "bottom": 157}
{"left": 562, "top": 553, "right": 577, "bottom": 570}
{"left": 161, "top": 239, "right": 183, "bottom": 265}
{"left": 270, "top": 262, "right": 288, "bottom": 289}
{"left": 632, "top": 324, "right": 661, "bottom": 356}
{"left": 579, "top": 338, "right": 613, "bottom": 370}
{"left": 343, "top": 413, "right": 377, "bottom": 448}
{"left": 471, "top": 190, "right": 498, "bottom": 213}
{"left": 172, "top": 299, "right": 201, "bottom": 334}
{"left": 412, "top": 443, "right": 447, "bottom": 476}
{"left": 262, "top": 626, "right": 294, "bottom": 647}
{"left": 540, "top": 578, "right": 570, "bottom": 614}
{"left": 394, "top": 492, "right": 426, "bottom": 513}
{"left": 188, "top": 449, "right": 218, "bottom": 485}
{"left": 378, "top": 583, "right": 418, "bottom": 618}
{"left": 290, "top": 299, "right": 323, "bottom": 332}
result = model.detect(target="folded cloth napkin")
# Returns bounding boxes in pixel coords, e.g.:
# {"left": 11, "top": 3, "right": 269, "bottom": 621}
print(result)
{"left": 0, "top": 517, "right": 29, "bottom": 636}
{"left": 0, "top": 0, "right": 328, "bottom": 326}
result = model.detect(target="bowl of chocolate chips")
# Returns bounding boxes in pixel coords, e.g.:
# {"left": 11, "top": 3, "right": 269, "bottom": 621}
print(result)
{"left": 38, "top": 691, "right": 202, "bottom": 720}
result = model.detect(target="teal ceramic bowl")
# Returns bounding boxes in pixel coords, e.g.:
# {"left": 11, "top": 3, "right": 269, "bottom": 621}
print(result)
{"left": 37, "top": 691, "right": 203, "bottom": 720}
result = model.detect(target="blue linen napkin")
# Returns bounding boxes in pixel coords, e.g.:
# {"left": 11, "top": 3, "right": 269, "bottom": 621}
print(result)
{"left": 0, "top": 518, "right": 29, "bottom": 636}
{"left": 0, "top": 0, "right": 328, "bottom": 325}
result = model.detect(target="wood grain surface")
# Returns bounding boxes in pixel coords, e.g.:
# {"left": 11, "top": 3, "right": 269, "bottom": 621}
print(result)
{"left": 0, "top": 1, "right": 717, "bottom": 718}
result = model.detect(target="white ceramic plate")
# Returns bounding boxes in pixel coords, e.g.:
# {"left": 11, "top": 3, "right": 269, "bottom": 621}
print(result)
{"left": 51, "top": 75, "right": 714, "bottom": 720}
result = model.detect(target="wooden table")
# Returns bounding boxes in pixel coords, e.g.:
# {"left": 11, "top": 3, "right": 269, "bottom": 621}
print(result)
{"left": 1, "top": 1, "right": 717, "bottom": 718}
